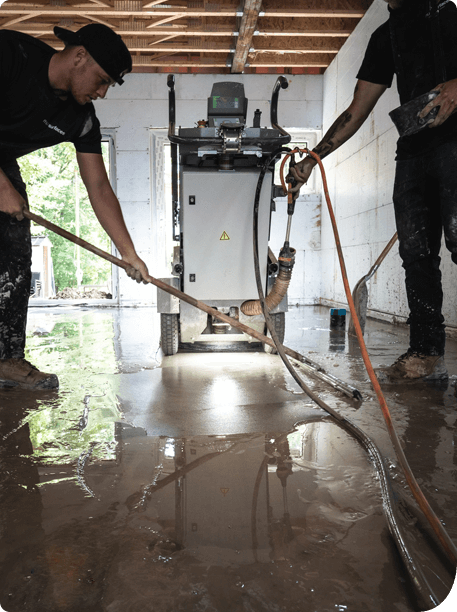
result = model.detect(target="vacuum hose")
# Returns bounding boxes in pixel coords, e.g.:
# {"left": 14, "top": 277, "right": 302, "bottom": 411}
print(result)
{"left": 240, "top": 243, "right": 295, "bottom": 315}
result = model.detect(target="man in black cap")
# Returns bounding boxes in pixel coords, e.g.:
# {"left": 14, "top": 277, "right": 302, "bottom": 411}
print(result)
{"left": 0, "top": 24, "right": 151, "bottom": 390}
{"left": 290, "top": 0, "right": 457, "bottom": 383}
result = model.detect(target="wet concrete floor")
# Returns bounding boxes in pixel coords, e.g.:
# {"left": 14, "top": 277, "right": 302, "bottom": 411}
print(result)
{"left": 0, "top": 304, "right": 456, "bottom": 612}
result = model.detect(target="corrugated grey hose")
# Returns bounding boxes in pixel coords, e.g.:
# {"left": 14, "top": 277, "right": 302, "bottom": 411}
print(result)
{"left": 240, "top": 267, "right": 292, "bottom": 315}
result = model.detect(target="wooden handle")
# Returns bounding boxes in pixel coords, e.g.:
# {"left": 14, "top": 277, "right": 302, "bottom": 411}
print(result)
{"left": 374, "top": 231, "right": 398, "bottom": 268}
{"left": 23, "top": 210, "right": 130, "bottom": 272}
{"left": 365, "top": 232, "right": 398, "bottom": 281}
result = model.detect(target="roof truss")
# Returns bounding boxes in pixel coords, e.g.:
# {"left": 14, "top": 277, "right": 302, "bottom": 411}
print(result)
{"left": 0, "top": 1, "right": 375, "bottom": 75}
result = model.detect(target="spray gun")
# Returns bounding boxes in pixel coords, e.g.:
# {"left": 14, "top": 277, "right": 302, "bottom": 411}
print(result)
{"left": 278, "top": 152, "right": 298, "bottom": 275}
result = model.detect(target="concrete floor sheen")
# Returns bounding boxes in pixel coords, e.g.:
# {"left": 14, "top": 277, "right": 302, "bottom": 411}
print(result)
{"left": 0, "top": 305, "right": 456, "bottom": 612}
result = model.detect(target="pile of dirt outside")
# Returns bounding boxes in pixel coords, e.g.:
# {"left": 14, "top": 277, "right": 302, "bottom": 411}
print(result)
{"left": 52, "top": 288, "right": 112, "bottom": 299}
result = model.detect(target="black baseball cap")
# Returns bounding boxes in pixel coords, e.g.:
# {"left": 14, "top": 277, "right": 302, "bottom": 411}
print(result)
{"left": 54, "top": 24, "right": 132, "bottom": 85}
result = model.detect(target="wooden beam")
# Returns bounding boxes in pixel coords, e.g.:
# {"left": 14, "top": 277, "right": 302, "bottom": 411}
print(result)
{"left": 142, "top": 42, "right": 230, "bottom": 52}
{"left": 0, "top": 6, "right": 366, "bottom": 18}
{"left": 0, "top": 13, "right": 38, "bottom": 28}
{"left": 231, "top": 0, "right": 261, "bottom": 73}
{"left": 148, "top": 34, "right": 181, "bottom": 46}
{"left": 134, "top": 57, "right": 331, "bottom": 68}
{"left": 264, "top": 9, "right": 365, "bottom": 18}
{"left": 75, "top": 12, "right": 116, "bottom": 28}
{"left": 143, "top": 0, "right": 179, "bottom": 7}
{"left": 146, "top": 13, "right": 186, "bottom": 29}
{"left": 126, "top": 42, "right": 340, "bottom": 54}
{"left": 257, "top": 30, "right": 351, "bottom": 37}
{"left": 87, "top": 0, "right": 111, "bottom": 7}
{"left": 3, "top": 25, "right": 353, "bottom": 38}
{"left": 0, "top": 6, "right": 235, "bottom": 18}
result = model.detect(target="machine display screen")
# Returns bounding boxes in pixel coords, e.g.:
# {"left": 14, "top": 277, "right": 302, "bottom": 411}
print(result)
{"left": 212, "top": 96, "right": 240, "bottom": 109}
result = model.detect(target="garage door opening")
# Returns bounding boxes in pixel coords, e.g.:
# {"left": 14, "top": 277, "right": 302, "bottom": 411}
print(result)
{"left": 18, "top": 138, "right": 116, "bottom": 302}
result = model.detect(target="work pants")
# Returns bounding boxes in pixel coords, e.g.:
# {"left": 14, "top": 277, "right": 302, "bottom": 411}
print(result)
{"left": 393, "top": 141, "right": 457, "bottom": 356}
{"left": 0, "top": 163, "right": 31, "bottom": 360}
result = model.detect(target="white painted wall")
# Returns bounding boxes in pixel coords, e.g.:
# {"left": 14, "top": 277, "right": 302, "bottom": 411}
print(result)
{"left": 320, "top": 0, "right": 457, "bottom": 330}
{"left": 94, "top": 73, "right": 323, "bottom": 305}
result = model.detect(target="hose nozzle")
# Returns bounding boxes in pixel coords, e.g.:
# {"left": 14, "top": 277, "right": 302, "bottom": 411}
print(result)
{"left": 278, "top": 242, "right": 296, "bottom": 270}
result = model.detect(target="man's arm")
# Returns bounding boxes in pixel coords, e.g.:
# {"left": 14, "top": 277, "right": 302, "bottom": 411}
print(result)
{"left": 76, "top": 151, "right": 151, "bottom": 283}
{"left": 290, "top": 79, "right": 387, "bottom": 190}
{"left": 0, "top": 168, "right": 27, "bottom": 220}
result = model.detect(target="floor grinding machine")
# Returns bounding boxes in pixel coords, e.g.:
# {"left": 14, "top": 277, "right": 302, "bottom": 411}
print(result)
{"left": 158, "top": 76, "right": 293, "bottom": 355}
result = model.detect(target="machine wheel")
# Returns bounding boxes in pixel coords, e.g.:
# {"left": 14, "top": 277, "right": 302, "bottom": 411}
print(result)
{"left": 161, "top": 313, "right": 179, "bottom": 356}
{"left": 263, "top": 312, "right": 285, "bottom": 354}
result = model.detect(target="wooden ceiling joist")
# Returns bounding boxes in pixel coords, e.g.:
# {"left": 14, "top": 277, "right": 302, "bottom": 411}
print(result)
{"left": 8, "top": 26, "right": 353, "bottom": 38}
{"left": 125, "top": 43, "right": 341, "bottom": 54}
{"left": 0, "top": 7, "right": 367, "bottom": 19}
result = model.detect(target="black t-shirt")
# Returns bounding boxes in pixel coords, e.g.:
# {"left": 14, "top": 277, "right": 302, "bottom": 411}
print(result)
{"left": 356, "top": 0, "right": 457, "bottom": 158}
{"left": 0, "top": 30, "right": 102, "bottom": 167}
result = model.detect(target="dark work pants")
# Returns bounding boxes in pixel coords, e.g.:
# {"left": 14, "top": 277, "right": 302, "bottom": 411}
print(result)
{"left": 0, "top": 163, "right": 31, "bottom": 360}
{"left": 393, "top": 141, "right": 457, "bottom": 356}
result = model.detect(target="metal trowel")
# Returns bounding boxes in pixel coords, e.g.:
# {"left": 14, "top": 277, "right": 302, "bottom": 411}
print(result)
{"left": 389, "top": 91, "right": 439, "bottom": 138}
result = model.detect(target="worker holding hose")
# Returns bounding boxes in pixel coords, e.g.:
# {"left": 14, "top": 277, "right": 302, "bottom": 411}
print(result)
{"left": 290, "top": 0, "right": 457, "bottom": 383}
{"left": 0, "top": 24, "right": 151, "bottom": 391}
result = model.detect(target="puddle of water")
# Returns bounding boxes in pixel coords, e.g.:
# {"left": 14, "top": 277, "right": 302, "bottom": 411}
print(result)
{"left": 0, "top": 306, "right": 455, "bottom": 611}
{"left": 0, "top": 402, "right": 428, "bottom": 612}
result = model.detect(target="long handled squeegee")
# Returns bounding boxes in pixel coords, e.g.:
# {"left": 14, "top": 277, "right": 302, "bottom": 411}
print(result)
{"left": 23, "top": 209, "right": 362, "bottom": 401}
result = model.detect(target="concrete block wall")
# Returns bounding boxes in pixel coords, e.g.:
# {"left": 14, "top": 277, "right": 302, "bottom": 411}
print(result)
{"left": 320, "top": 0, "right": 457, "bottom": 330}
{"left": 94, "top": 73, "right": 323, "bottom": 305}
{"left": 320, "top": 1, "right": 403, "bottom": 318}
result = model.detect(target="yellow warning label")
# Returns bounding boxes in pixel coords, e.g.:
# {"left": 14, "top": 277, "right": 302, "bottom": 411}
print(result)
{"left": 220, "top": 231, "right": 230, "bottom": 241}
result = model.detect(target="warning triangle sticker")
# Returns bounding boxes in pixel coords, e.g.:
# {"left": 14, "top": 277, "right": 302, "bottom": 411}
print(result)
{"left": 220, "top": 231, "right": 230, "bottom": 241}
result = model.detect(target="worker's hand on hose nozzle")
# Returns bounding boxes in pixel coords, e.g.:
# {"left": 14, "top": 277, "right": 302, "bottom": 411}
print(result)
{"left": 286, "top": 156, "right": 317, "bottom": 195}
{"left": 122, "top": 253, "right": 153, "bottom": 284}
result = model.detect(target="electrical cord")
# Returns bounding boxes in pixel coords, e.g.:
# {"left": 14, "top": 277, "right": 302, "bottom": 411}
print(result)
{"left": 251, "top": 147, "right": 456, "bottom": 607}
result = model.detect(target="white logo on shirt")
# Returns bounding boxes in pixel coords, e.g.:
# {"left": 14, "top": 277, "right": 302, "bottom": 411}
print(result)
{"left": 43, "top": 119, "right": 65, "bottom": 136}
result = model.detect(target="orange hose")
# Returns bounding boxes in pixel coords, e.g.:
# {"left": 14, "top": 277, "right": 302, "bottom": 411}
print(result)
{"left": 280, "top": 149, "right": 457, "bottom": 566}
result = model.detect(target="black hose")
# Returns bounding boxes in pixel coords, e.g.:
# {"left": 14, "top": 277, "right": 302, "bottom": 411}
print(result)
{"left": 251, "top": 149, "right": 442, "bottom": 608}
{"left": 270, "top": 76, "right": 290, "bottom": 138}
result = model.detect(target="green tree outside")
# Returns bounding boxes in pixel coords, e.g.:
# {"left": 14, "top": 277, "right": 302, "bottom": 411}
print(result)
{"left": 18, "top": 142, "right": 111, "bottom": 292}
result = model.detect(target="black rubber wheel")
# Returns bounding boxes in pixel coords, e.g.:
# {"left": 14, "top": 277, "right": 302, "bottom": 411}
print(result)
{"left": 263, "top": 312, "right": 285, "bottom": 354}
{"left": 161, "top": 313, "right": 179, "bottom": 356}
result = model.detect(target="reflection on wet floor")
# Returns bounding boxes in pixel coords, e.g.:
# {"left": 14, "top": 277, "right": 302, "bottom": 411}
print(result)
{"left": 0, "top": 305, "right": 456, "bottom": 611}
